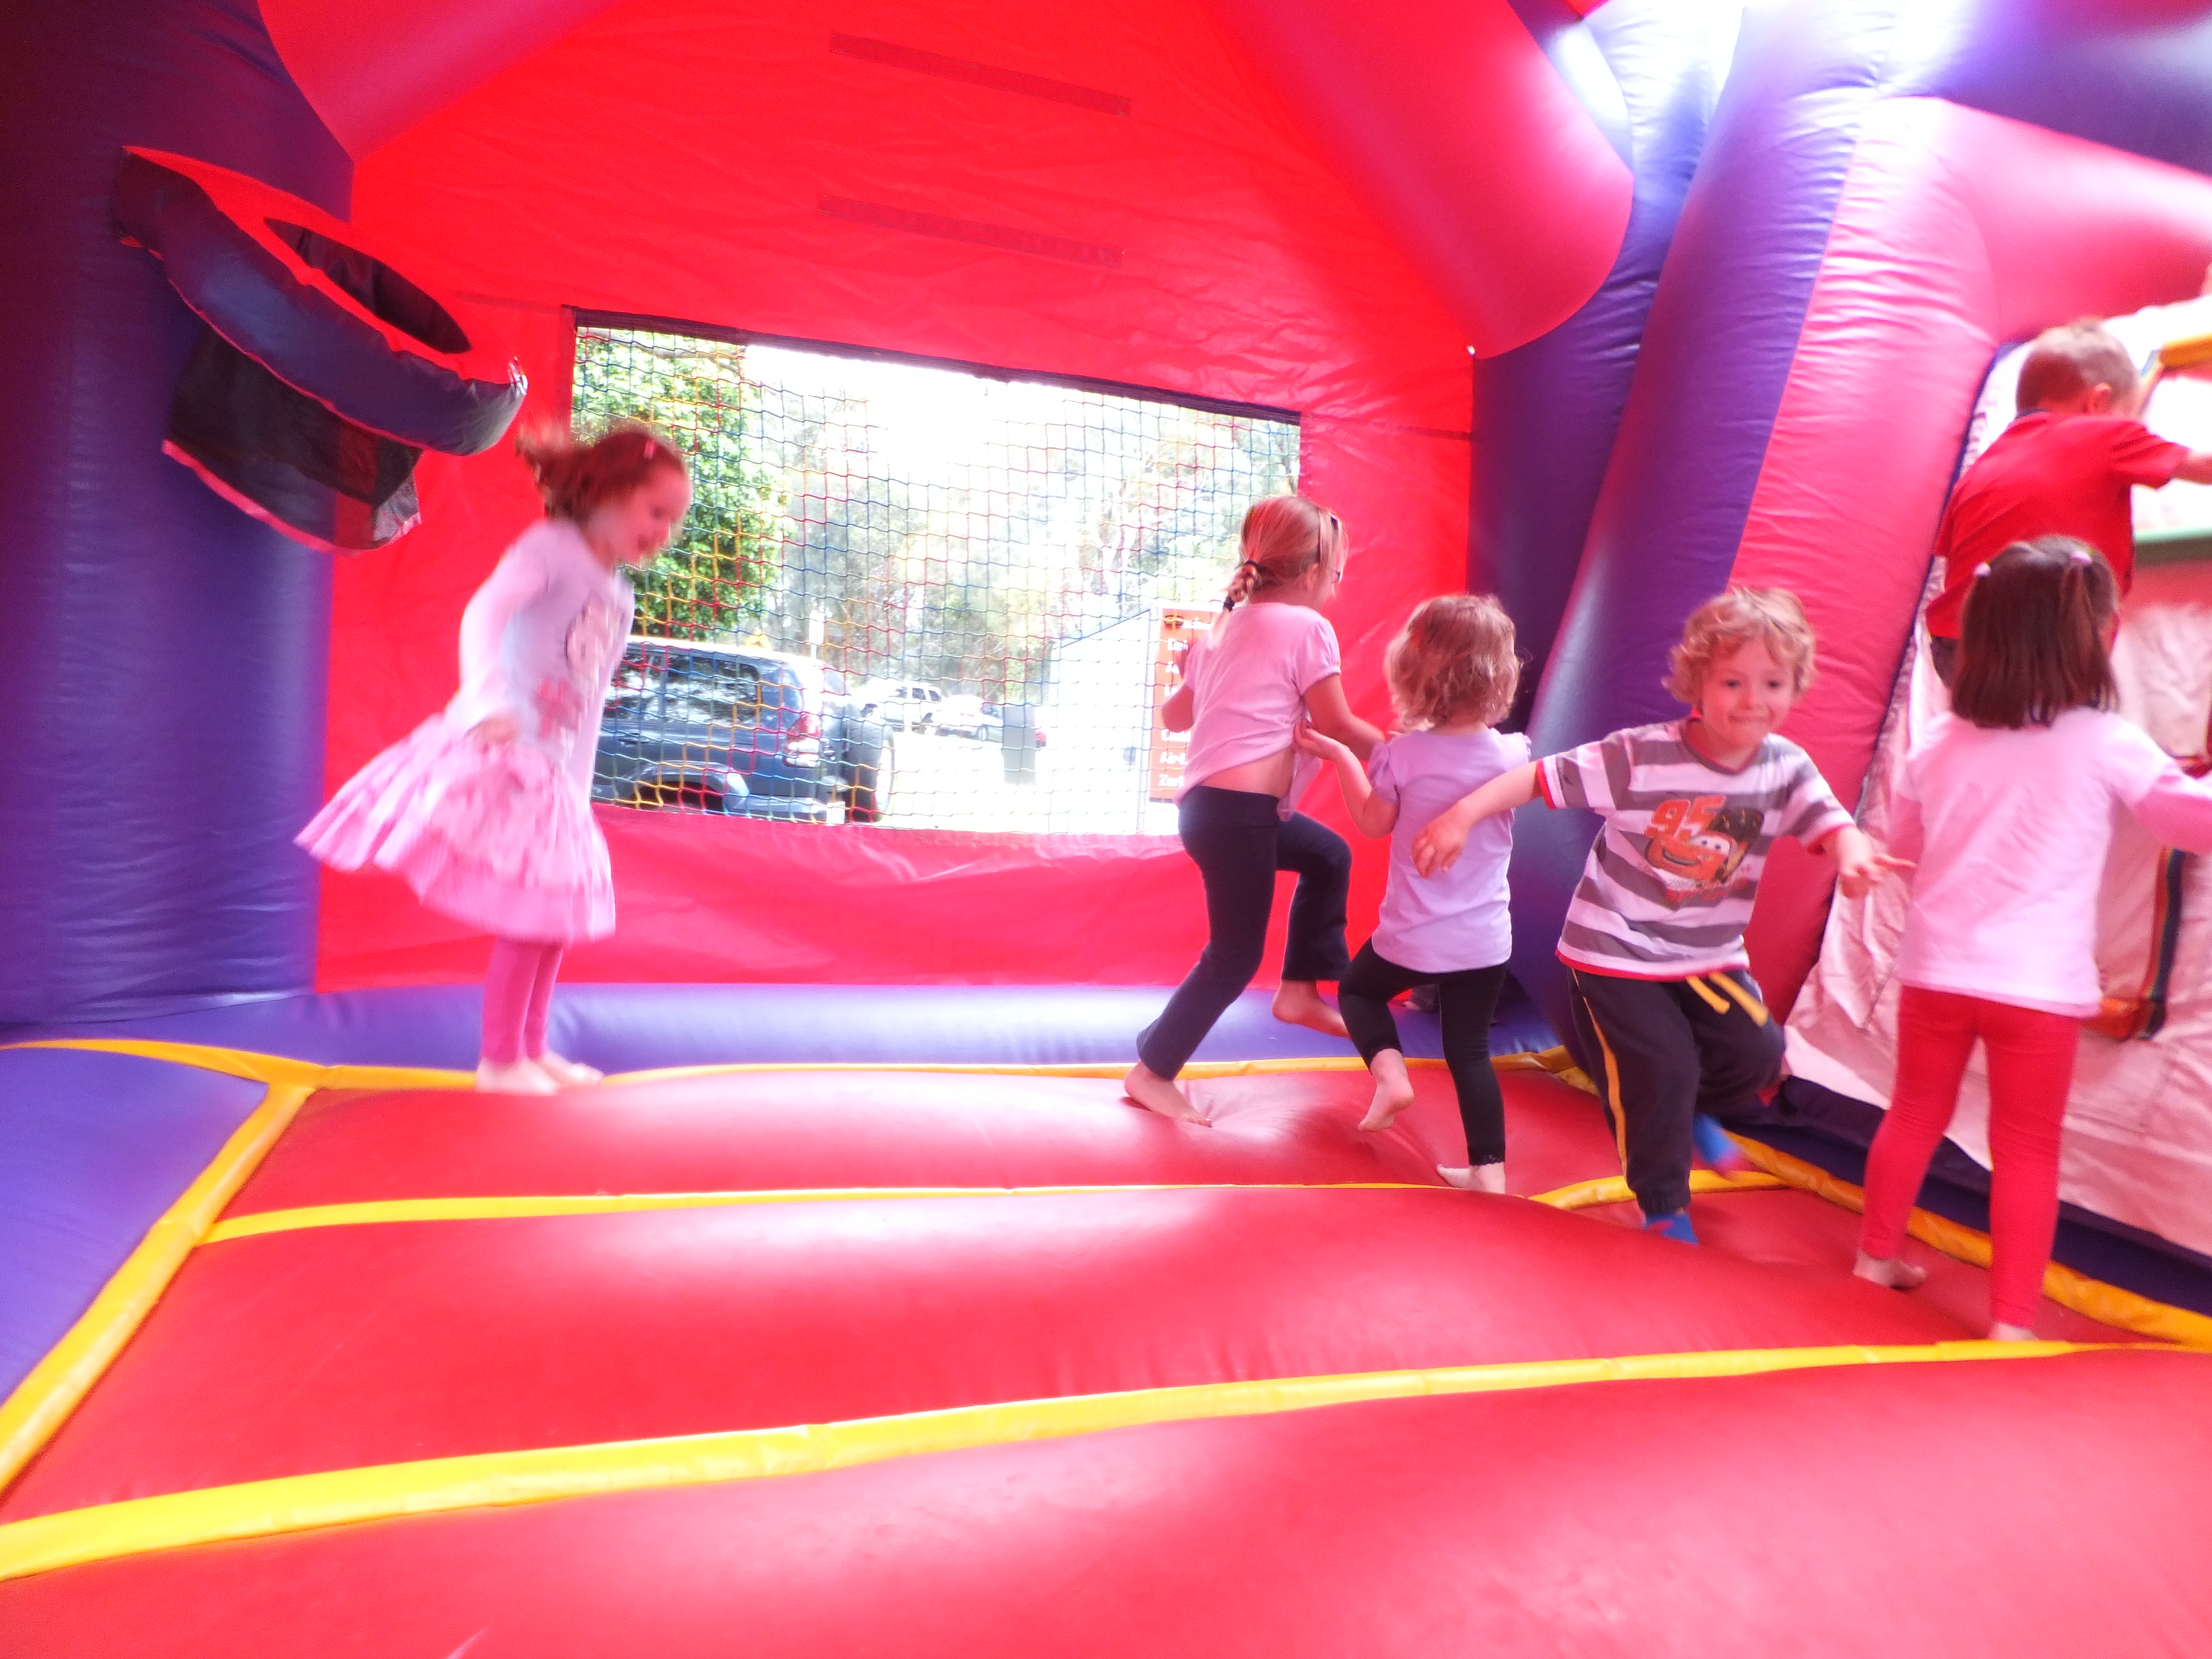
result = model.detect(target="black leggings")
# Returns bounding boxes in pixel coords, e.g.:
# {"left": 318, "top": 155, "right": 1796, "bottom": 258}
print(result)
{"left": 1137, "top": 785, "right": 1351, "bottom": 1079}
{"left": 1339, "top": 942, "right": 1509, "bottom": 1166}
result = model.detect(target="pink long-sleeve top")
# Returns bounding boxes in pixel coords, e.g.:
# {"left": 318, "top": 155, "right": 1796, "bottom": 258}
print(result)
{"left": 446, "top": 519, "right": 636, "bottom": 794}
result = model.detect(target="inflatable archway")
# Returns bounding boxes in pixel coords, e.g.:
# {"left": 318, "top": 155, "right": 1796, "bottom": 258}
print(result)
{"left": 8, "top": 0, "right": 2212, "bottom": 1649}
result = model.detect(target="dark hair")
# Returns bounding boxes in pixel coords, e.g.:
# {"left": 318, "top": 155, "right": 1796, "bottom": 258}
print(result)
{"left": 1950, "top": 536, "right": 2118, "bottom": 728}
{"left": 516, "top": 421, "right": 688, "bottom": 521}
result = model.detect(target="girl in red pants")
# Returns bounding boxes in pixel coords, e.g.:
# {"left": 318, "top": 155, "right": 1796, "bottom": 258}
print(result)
{"left": 1855, "top": 538, "right": 2212, "bottom": 1337}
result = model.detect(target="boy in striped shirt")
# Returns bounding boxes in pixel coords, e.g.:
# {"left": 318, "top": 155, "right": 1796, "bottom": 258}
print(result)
{"left": 1413, "top": 589, "right": 1901, "bottom": 1242}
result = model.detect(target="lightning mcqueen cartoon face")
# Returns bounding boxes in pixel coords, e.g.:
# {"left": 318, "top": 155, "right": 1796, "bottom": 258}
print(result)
{"left": 1642, "top": 795, "right": 1761, "bottom": 894}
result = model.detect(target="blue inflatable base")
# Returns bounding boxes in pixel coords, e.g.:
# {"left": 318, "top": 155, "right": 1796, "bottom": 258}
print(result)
{"left": 5, "top": 979, "right": 1560, "bottom": 1074}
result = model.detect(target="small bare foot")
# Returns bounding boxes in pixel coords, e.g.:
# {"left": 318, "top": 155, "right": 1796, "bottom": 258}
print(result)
{"left": 476, "top": 1058, "right": 557, "bottom": 1095}
{"left": 534, "top": 1051, "right": 604, "bottom": 1088}
{"left": 1989, "top": 1321, "right": 2037, "bottom": 1342}
{"left": 1272, "top": 979, "right": 1349, "bottom": 1040}
{"left": 1438, "top": 1163, "right": 1507, "bottom": 1194}
{"left": 1122, "top": 1063, "right": 1210, "bottom": 1126}
{"left": 1853, "top": 1249, "right": 1928, "bottom": 1291}
{"left": 1358, "top": 1050, "right": 1417, "bottom": 1131}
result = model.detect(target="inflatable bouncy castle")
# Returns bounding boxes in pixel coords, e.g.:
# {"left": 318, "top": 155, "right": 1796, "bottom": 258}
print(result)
{"left": 7, "top": 1, "right": 2212, "bottom": 1651}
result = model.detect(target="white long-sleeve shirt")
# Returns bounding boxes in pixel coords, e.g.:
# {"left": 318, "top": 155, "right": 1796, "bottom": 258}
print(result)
{"left": 1890, "top": 707, "right": 2212, "bottom": 1015}
{"left": 446, "top": 518, "right": 635, "bottom": 793}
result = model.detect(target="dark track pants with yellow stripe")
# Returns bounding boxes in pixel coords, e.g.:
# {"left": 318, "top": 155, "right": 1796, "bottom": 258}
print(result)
{"left": 1567, "top": 966, "right": 1784, "bottom": 1220}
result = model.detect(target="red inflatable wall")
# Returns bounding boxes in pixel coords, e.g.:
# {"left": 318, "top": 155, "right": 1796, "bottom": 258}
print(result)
{"left": 1730, "top": 101, "right": 2212, "bottom": 1014}
{"left": 316, "top": 0, "right": 1479, "bottom": 988}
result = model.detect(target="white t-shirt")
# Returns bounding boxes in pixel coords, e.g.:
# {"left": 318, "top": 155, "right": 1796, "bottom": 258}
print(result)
{"left": 1368, "top": 727, "right": 1530, "bottom": 973}
{"left": 1176, "top": 601, "right": 1342, "bottom": 820}
{"left": 1891, "top": 707, "right": 2212, "bottom": 1015}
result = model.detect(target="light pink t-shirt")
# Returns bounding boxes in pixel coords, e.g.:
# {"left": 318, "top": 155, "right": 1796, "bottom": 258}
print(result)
{"left": 1891, "top": 708, "right": 2212, "bottom": 1015}
{"left": 1176, "top": 601, "right": 1342, "bottom": 819}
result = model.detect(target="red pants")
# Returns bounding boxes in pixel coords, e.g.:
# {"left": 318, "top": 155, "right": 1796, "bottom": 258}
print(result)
{"left": 1859, "top": 986, "right": 2079, "bottom": 1329}
{"left": 481, "top": 938, "right": 565, "bottom": 1065}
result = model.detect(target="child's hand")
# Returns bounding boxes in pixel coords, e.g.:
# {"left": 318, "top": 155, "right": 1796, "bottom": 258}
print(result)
{"left": 1834, "top": 835, "right": 1912, "bottom": 900}
{"left": 469, "top": 713, "right": 518, "bottom": 747}
{"left": 1412, "top": 804, "right": 1475, "bottom": 877}
{"left": 1294, "top": 722, "right": 1353, "bottom": 765}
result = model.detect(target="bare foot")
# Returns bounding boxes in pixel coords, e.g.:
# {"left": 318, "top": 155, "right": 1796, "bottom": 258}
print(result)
{"left": 1438, "top": 1163, "right": 1507, "bottom": 1193}
{"left": 476, "top": 1058, "right": 557, "bottom": 1095}
{"left": 1272, "top": 979, "right": 1349, "bottom": 1040}
{"left": 1358, "top": 1050, "right": 1417, "bottom": 1131}
{"left": 1853, "top": 1249, "right": 1928, "bottom": 1291}
{"left": 534, "top": 1050, "right": 604, "bottom": 1088}
{"left": 1122, "top": 1062, "right": 1210, "bottom": 1125}
{"left": 1989, "top": 1321, "right": 2037, "bottom": 1342}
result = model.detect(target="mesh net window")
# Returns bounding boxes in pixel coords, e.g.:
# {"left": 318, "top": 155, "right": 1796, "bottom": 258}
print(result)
{"left": 572, "top": 323, "right": 1300, "bottom": 832}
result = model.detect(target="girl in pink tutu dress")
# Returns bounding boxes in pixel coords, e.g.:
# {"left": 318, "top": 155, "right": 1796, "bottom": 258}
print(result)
{"left": 300, "top": 425, "right": 692, "bottom": 1093}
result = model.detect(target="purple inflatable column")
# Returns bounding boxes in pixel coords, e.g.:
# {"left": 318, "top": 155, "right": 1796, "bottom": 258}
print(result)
{"left": 0, "top": 1, "right": 349, "bottom": 1022}
{"left": 1476, "top": 0, "right": 1730, "bottom": 698}
{"left": 1505, "top": 0, "right": 1909, "bottom": 1048}
{"left": 1480, "top": 0, "right": 1734, "bottom": 1047}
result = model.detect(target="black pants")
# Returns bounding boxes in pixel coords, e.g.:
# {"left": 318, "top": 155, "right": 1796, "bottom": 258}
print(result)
{"left": 1567, "top": 966, "right": 1784, "bottom": 1218}
{"left": 1339, "top": 942, "right": 1509, "bottom": 1166}
{"left": 1137, "top": 786, "right": 1351, "bottom": 1079}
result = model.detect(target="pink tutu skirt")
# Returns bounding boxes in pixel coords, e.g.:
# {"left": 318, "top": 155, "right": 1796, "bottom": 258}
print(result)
{"left": 298, "top": 714, "right": 615, "bottom": 943}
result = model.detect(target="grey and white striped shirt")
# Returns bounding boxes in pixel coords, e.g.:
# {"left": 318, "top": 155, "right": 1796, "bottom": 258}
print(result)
{"left": 1537, "top": 722, "right": 1852, "bottom": 978}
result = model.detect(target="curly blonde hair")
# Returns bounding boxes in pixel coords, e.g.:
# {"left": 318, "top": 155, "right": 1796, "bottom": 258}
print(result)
{"left": 1664, "top": 587, "right": 1817, "bottom": 707}
{"left": 1387, "top": 593, "right": 1519, "bottom": 729}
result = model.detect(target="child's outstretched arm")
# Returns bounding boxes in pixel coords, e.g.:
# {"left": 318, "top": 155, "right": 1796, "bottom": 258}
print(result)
{"left": 1294, "top": 724, "right": 1395, "bottom": 838}
{"left": 1411, "top": 761, "right": 1540, "bottom": 876}
{"left": 1809, "top": 825, "right": 1913, "bottom": 900}
{"left": 1302, "top": 674, "right": 1383, "bottom": 762}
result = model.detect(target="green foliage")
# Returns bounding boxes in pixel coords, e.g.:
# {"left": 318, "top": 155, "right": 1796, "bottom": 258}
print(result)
{"left": 570, "top": 330, "right": 790, "bottom": 641}
{"left": 568, "top": 327, "right": 1300, "bottom": 700}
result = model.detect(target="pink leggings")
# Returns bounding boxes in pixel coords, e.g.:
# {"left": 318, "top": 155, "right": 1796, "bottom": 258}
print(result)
{"left": 1858, "top": 986, "right": 2080, "bottom": 1329}
{"left": 482, "top": 938, "right": 566, "bottom": 1066}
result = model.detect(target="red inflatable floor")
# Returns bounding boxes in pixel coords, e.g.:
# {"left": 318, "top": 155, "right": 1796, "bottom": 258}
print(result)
{"left": 0, "top": 1059, "right": 2197, "bottom": 1657}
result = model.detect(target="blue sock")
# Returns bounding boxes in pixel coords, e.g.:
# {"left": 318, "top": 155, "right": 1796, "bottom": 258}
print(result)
{"left": 1643, "top": 1208, "right": 1699, "bottom": 1245}
{"left": 1691, "top": 1114, "right": 1739, "bottom": 1166}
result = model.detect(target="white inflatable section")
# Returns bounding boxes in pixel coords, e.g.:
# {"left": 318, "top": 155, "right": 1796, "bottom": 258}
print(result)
{"left": 1788, "top": 297, "right": 2212, "bottom": 1261}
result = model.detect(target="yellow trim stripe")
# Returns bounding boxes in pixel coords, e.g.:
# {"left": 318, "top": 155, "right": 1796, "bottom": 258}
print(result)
{"left": 1531, "top": 1169, "right": 1787, "bottom": 1211}
{"left": 1576, "top": 998, "right": 1633, "bottom": 1170}
{"left": 1731, "top": 1136, "right": 2212, "bottom": 1350}
{"left": 590, "top": 1051, "right": 1583, "bottom": 1088}
{"left": 205, "top": 1167, "right": 1790, "bottom": 1243}
{"left": 1683, "top": 974, "right": 1731, "bottom": 1014}
{"left": 1708, "top": 973, "right": 1769, "bottom": 1026}
{"left": 202, "top": 1182, "right": 1439, "bottom": 1243}
{"left": 0, "top": 1083, "right": 318, "bottom": 1494}
{"left": 0, "top": 1038, "right": 470, "bottom": 1093}
{"left": 0, "top": 1338, "right": 2131, "bottom": 1584}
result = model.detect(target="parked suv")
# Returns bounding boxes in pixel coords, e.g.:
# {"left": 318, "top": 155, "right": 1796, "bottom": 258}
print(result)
{"left": 595, "top": 640, "right": 893, "bottom": 822}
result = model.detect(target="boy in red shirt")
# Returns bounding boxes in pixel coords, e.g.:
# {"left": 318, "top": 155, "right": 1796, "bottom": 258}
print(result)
{"left": 1926, "top": 321, "right": 2212, "bottom": 683}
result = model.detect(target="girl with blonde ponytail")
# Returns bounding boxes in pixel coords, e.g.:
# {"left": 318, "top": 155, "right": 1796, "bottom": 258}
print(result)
{"left": 1125, "top": 495, "right": 1382, "bottom": 1123}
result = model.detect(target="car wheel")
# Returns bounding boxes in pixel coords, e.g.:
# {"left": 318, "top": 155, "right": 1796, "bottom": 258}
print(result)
{"left": 843, "top": 733, "right": 893, "bottom": 823}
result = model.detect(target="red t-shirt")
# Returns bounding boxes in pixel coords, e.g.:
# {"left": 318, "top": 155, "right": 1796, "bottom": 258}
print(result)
{"left": 1924, "top": 411, "right": 2187, "bottom": 638}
